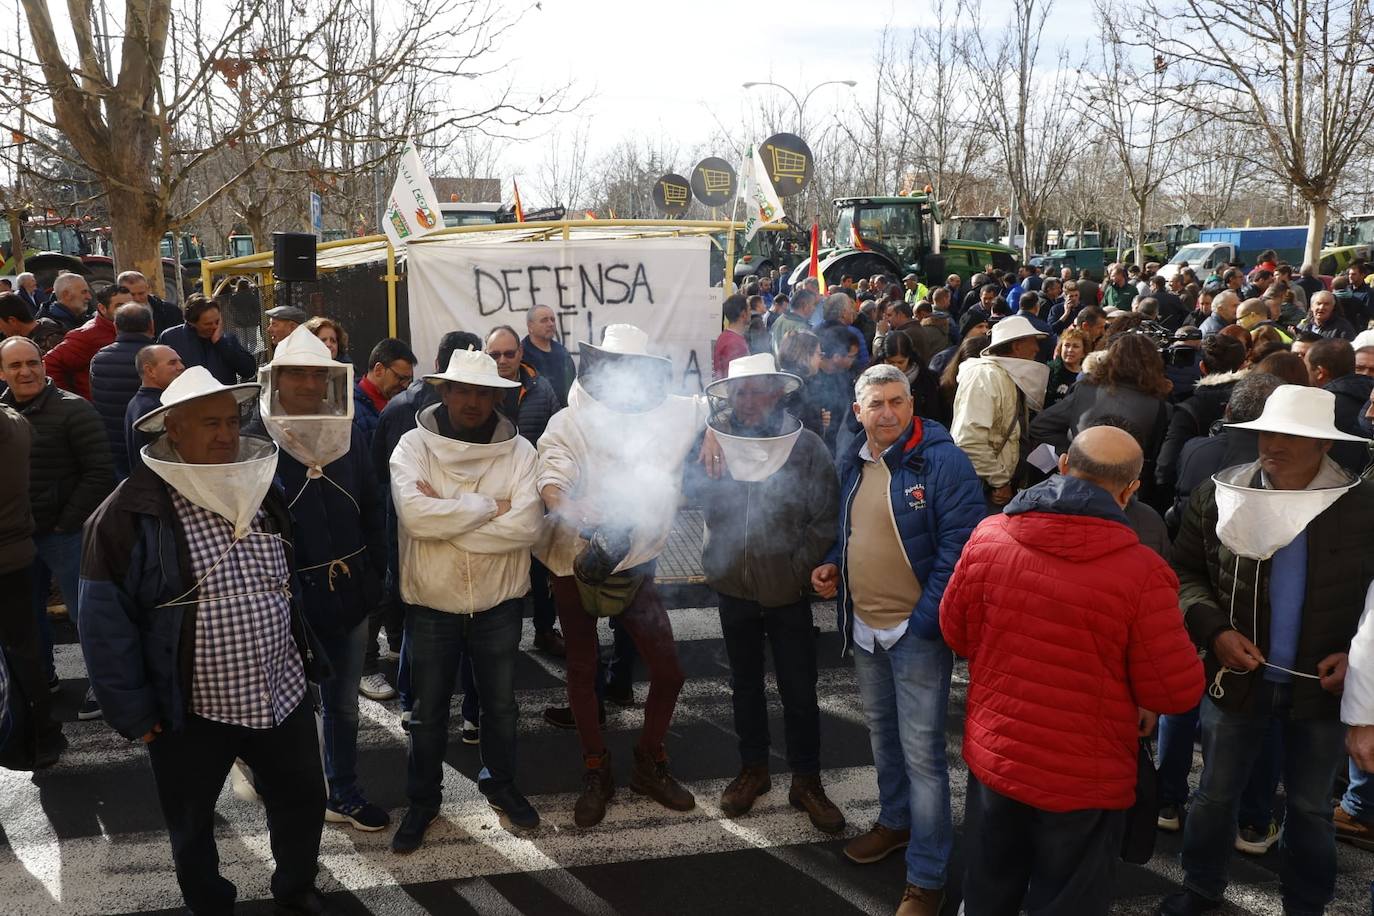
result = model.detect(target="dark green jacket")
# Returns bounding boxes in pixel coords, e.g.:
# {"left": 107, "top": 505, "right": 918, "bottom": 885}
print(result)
{"left": 1171, "top": 466, "right": 1374, "bottom": 719}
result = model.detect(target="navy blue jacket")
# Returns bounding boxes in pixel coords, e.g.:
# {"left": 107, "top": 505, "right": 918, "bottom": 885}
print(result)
{"left": 89, "top": 333, "right": 152, "bottom": 480}
{"left": 36, "top": 300, "right": 88, "bottom": 334}
{"left": 352, "top": 379, "right": 383, "bottom": 444}
{"left": 274, "top": 425, "right": 385, "bottom": 637}
{"left": 77, "top": 457, "right": 327, "bottom": 741}
{"left": 823, "top": 418, "right": 986, "bottom": 647}
{"left": 159, "top": 323, "right": 257, "bottom": 385}
{"left": 521, "top": 336, "right": 577, "bottom": 407}
{"left": 124, "top": 386, "right": 163, "bottom": 473}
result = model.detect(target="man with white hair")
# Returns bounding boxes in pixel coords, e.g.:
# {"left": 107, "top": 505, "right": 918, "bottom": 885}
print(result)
{"left": 811, "top": 363, "right": 985, "bottom": 916}
{"left": 117, "top": 269, "right": 182, "bottom": 334}
{"left": 1200, "top": 290, "right": 1239, "bottom": 336}
{"left": 80, "top": 366, "right": 330, "bottom": 915}
{"left": 15, "top": 271, "right": 45, "bottom": 313}
{"left": 35, "top": 272, "right": 91, "bottom": 335}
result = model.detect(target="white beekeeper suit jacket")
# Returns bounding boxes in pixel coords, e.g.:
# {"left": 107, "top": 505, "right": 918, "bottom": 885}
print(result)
{"left": 536, "top": 381, "right": 708, "bottom": 577}
{"left": 1343, "top": 580, "right": 1374, "bottom": 726}
{"left": 390, "top": 404, "right": 542, "bottom": 614}
{"left": 951, "top": 357, "right": 1024, "bottom": 489}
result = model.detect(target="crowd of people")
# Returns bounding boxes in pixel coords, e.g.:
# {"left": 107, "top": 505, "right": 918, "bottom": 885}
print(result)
{"left": 0, "top": 250, "right": 1370, "bottom": 916}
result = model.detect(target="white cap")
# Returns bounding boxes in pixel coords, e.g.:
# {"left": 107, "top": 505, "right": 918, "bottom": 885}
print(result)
{"left": 980, "top": 315, "right": 1047, "bottom": 357}
{"left": 134, "top": 366, "right": 259, "bottom": 433}
{"left": 268, "top": 325, "right": 338, "bottom": 368}
{"left": 1227, "top": 384, "right": 1368, "bottom": 442}
{"left": 424, "top": 348, "right": 520, "bottom": 389}
{"left": 705, "top": 352, "right": 802, "bottom": 398}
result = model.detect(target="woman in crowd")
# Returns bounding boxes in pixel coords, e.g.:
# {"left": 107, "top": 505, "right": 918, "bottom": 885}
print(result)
{"left": 158, "top": 293, "right": 258, "bottom": 385}
{"left": 778, "top": 329, "right": 826, "bottom": 437}
{"left": 1043, "top": 326, "right": 1087, "bottom": 409}
{"left": 306, "top": 315, "right": 350, "bottom": 363}
{"left": 936, "top": 333, "right": 990, "bottom": 428}
{"left": 877, "top": 329, "right": 940, "bottom": 420}
{"left": 1030, "top": 332, "right": 1173, "bottom": 509}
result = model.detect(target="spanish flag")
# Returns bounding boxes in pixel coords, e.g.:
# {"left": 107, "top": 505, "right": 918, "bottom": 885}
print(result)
{"left": 851, "top": 223, "right": 869, "bottom": 252}
{"left": 512, "top": 180, "right": 526, "bottom": 223}
{"left": 809, "top": 223, "right": 827, "bottom": 293}
{"left": 584, "top": 210, "right": 597, "bottom": 220}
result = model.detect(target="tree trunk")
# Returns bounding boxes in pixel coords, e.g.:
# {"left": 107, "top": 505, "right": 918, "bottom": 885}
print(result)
{"left": 1136, "top": 201, "right": 1148, "bottom": 267}
{"left": 1022, "top": 215, "right": 1038, "bottom": 261}
{"left": 107, "top": 186, "right": 169, "bottom": 296}
{"left": 1303, "top": 199, "right": 1327, "bottom": 273}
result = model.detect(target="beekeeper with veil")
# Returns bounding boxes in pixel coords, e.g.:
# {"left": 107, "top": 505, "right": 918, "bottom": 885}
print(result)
{"left": 78, "top": 363, "right": 333, "bottom": 914}
{"left": 254, "top": 324, "right": 389, "bottom": 831}
{"left": 686, "top": 351, "right": 844, "bottom": 833}
{"left": 1166, "top": 383, "right": 1374, "bottom": 916}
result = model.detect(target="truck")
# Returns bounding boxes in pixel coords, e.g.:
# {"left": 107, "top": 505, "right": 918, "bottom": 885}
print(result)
{"left": 1156, "top": 225, "right": 1309, "bottom": 282}
{"left": 784, "top": 194, "right": 1019, "bottom": 291}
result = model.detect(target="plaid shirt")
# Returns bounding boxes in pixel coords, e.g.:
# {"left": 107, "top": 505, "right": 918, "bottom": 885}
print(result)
{"left": 171, "top": 491, "right": 307, "bottom": 729}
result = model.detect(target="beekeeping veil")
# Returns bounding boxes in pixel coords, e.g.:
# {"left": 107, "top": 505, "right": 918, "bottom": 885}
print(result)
{"left": 259, "top": 324, "right": 354, "bottom": 478}
{"left": 704, "top": 352, "right": 804, "bottom": 482}
{"left": 134, "top": 366, "right": 274, "bottom": 539}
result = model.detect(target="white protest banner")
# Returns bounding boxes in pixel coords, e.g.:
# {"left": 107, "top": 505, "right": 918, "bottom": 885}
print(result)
{"left": 739, "top": 145, "right": 785, "bottom": 244}
{"left": 406, "top": 236, "right": 718, "bottom": 393}
{"left": 382, "top": 139, "right": 443, "bottom": 248}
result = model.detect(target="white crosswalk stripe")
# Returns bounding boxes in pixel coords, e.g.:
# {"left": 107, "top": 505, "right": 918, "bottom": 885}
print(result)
{"left": 2, "top": 606, "right": 1368, "bottom": 915}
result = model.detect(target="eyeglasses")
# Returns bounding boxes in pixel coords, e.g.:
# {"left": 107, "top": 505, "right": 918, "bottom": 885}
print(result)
{"left": 384, "top": 364, "right": 413, "bottom": 386}
{"left": 487, "top": 349, "right": 519, "bottom": 360}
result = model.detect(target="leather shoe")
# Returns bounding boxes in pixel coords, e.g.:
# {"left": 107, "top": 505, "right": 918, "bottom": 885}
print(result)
{"left": 543, "top": 704, "right": 604, "bottom": 729}
{"left": 719, "top": 764, "right": 771, "bottom": 817}
{"left": 843, "top": 823, "right": 910, "bottom": 864}
{"left": 390, "top": 807, "right": 437, "bottom": 854}
{"left": 1334, "top": 804, "right": 1374, "bottom": 851}
{"left": 629, "top": 744, "right": 695, "bottom": 811}
{"left": 1155, "top": 890, "right": 1221, "bottom": 915}
{"left": 789, "top": 773, "right": 844, "bottom": 833}
{"left": 895, "top": 884, "right": 943, "bottom": 916}
{"left": 575, "top": 751, "right": 615, "bottom": 828}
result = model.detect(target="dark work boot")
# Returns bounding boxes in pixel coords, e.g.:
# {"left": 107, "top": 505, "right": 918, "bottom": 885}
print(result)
{"left": 719, "top": 764, "right": 771, "bottom": 818}
{"left": 574, "top": 751, "right": 615, "bottom": 828}
{"left": 629, "top": 744, "right": 695, "bottom": 811}
{"left": 789, "top": 773, "right": 845, "bottom": 834}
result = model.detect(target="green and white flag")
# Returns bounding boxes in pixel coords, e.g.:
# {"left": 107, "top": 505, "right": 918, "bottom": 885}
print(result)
{"left": 383, "top": 139, "right": 443, "bottom": 248}
{"left": 739, "top": 145, "right": 784, "bottom": 244}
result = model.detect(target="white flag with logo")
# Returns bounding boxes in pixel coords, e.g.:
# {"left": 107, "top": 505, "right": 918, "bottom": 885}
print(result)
{"left": 382, "top": 139, "right": 444, "bottom": 248}
{"left": 740, "top": 145, "right": 785, "bottom": 244}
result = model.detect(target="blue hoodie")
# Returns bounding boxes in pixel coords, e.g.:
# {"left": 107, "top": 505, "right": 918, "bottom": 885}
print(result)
{"left": 824, "top": 417, "right": 986, "bottom": 647}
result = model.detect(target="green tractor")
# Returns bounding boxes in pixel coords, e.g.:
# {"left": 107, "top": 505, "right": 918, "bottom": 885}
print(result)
{"left": 1320, "top": 214, "right": 1374, "bottom": 276}
{"left": 784, "top": 195, "right": 1018, "bottom": 291}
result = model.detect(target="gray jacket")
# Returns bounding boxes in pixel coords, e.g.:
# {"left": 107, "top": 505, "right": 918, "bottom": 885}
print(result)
{"left": 687, "top": 415, "right": 839, "bottom": 608}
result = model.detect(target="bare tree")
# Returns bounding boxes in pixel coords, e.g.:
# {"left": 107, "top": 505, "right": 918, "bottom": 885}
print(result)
{"left": 1143, "top": 0, "right": 1374, "bottom": 267}
{"left": 534, "top": 124, "right": 590, "bottom": 212}
{"left": 964, "top": 0, "right": 1082, "bottom": 258}
{"left": 3, "top": 0, "right": 569, "bottom": 291}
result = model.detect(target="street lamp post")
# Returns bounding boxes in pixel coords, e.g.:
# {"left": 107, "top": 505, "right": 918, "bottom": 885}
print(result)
{"left": 741, "top": 79, "right": 857, "bottom": 133}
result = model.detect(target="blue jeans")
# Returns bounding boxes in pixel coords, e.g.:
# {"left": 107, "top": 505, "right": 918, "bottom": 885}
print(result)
{"left": 32, "top": 531, "right": 82, "bottom": 680}
{"left": 851, "top": 630, "right": 953, "bottom": 890}
{"left": 316, "top": 620, "right": 366, "bottom": 805}
{"left": 1341, "top": 759, "right": 1374, "bottom": 825}
{"left": 1157, "top": 705, "right": 1283, "bottom": 829}
{"left": 405, "top": 601, "right": 522, "bottom": 813}
{"left": 1181, "top": 685, "right": 1346, "bottom": 914}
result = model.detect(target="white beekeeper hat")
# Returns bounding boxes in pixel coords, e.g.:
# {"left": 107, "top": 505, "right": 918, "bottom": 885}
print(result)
{"left": 1227, "top": 384, "right": 1368, "bottom": 442}
{"left": 705, "top": 352, "right": 802, "bottom": 399}
{"left": 980, "top": 315, "right": 1047, "bottom": 357}
{"left": 424, "top": 347, "right": 520, "bottom": 389}
{"left": 135, "top": 366, "right": 259, "bottom": 434}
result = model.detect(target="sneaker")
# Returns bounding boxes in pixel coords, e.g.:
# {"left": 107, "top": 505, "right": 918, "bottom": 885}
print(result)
{"left": 1334, "top": 804, "right": 1374, "bottom": 851}
{"left": 325, "top": 793, "right": 391, "bottom": 832}
{"left": 543, "top": 704, "right": 604, "bottom": 729}
{"left": 533, "top": 628, "right": 566, "bottom": 657}
{"left": 77, "top": 688, "right": 103, "bottom": 721}
{"left": 460, "top": 719, "right": 480, "bottom": 745}
{"left": 484, "top": 784, "right": 540, "bottom": 830}
{"left": 1157, "top": 803, "right": 1182, "bottom": 832}
{"left": 1155, "top": 889, "right": 1221, "bottom": 915}
{"left": 843, "top": 823, "right": 910, "bottom": 864}
{"left": 390, "top": 807, "right": 437, "bottom": 854}
{"left": 230, "top": 759, "right": 262, "bottom": 804}
{"left": 359, "top": 673, "right": 397, "bottom": 701}
{"left": 1234, "top": 821, "right": 1280, "bottom": 855}
{"left": 380, "top": 643, "right": 401, "bottom": 662}
{"left": 400, "top": 710, "right": 412, "bottom": 732}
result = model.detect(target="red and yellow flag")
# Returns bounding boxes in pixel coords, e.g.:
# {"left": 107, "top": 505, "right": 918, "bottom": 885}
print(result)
{"left": 850, "top": 223, "right": 869, "bottom": 252}
{"left": 809, "top": 223, "right": 827, "bottom": 293}
{"left": 584, "top": 210, "right": 597, "bottom": 220}
{"left": 512, "top": 180, "right": 526, "bottom": 223}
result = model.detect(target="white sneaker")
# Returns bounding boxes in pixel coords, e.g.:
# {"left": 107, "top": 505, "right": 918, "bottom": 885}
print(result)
{"left": 359, "top": 673, "right": 397, "bottom": 701}
{"left": 229, "top": 759, "right": 262, "bottom": 804}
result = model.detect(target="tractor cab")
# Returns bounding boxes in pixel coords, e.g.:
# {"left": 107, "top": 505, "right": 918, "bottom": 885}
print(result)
{"left": 834, "top": 196, "right": 938, "bottom": 271}
{"left": 946, "top": 215, "right": 1005, "bottom": 246}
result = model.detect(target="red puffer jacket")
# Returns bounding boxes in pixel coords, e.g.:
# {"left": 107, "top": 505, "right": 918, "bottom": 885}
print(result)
{"left": 940, "top": 474, "right": 1203, "bottom": 812}
{"left": 42, "top": 312, "right": 115, "bottom": 400}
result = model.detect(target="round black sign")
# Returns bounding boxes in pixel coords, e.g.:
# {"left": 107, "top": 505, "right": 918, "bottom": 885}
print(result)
{"left": 690, "top": 157, "right": 738, "bottom": 207}
{"left": 759, "top": 133, "right": 814, "bottom": 198}
{"left": 652, "top": 173, "right": 692, "bottom": 215}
